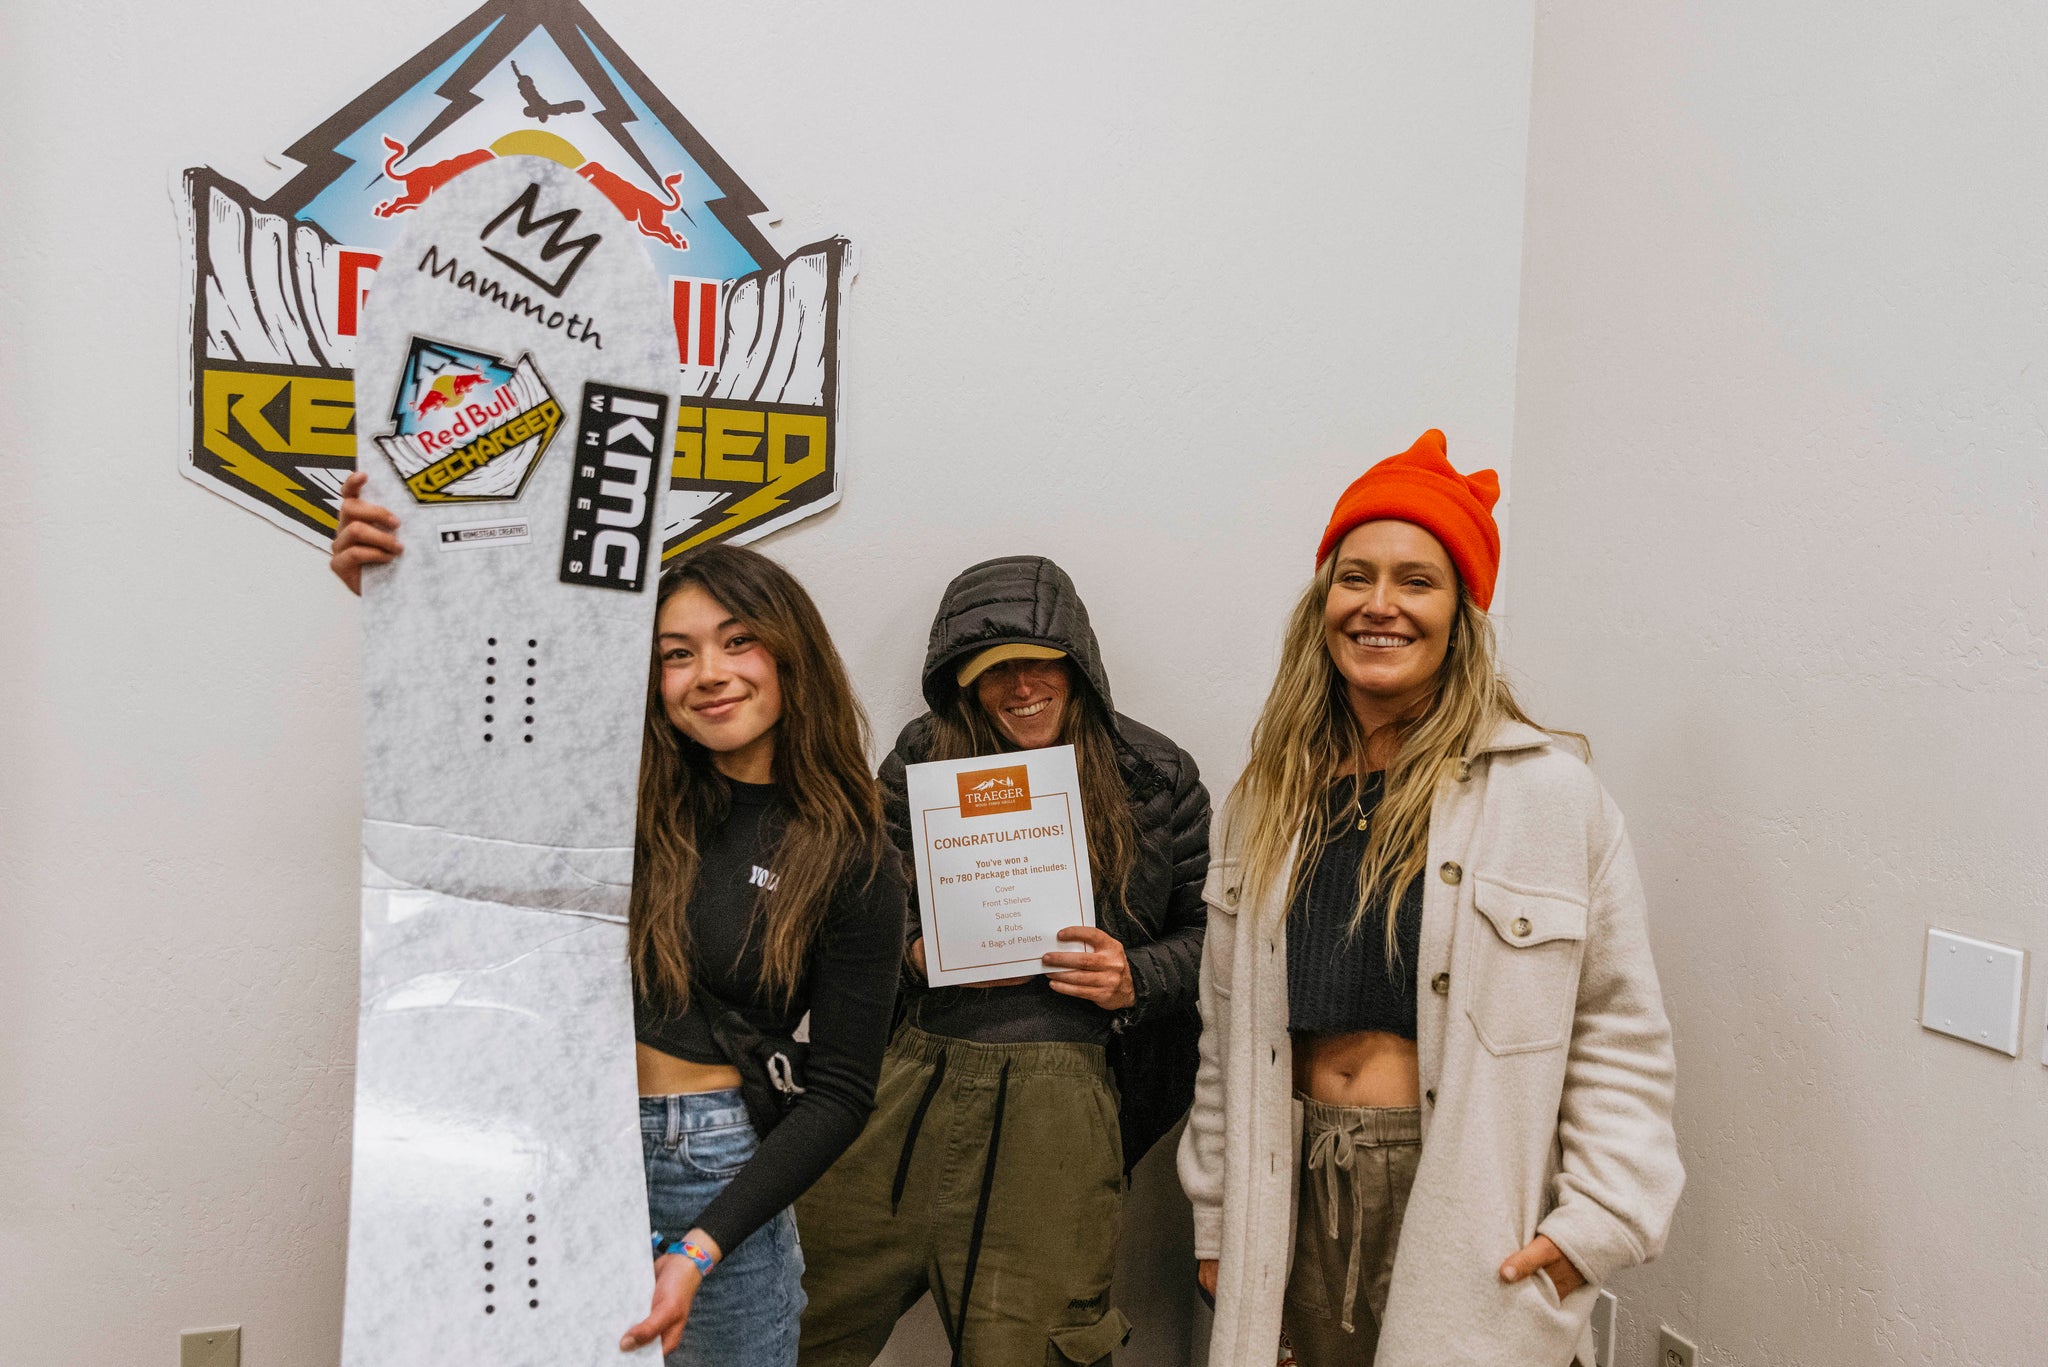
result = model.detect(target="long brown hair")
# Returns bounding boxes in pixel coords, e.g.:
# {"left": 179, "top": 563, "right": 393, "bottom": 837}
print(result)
{"left": 631, "top": 546, "right": 882, "bottom": 1010}
{"left": 924, "top": 669, "right": 1140, "bottom": 912}
{"left": 1228, "top": 552, "right": 1554, "bottom": 959}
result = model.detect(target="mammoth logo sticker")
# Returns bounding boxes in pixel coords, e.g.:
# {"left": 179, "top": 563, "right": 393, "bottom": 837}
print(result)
{"left": 179, "top": 0, "right": 851, "bottom": 558}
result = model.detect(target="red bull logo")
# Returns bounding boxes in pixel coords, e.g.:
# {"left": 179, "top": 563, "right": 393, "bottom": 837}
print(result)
{"left": 374, "top": 137, "right": 497, "bottom": 218}
{"left": 372, "top": 133, "right": 688, "bottom": 249}
{"left": 577, "top": 162, "right": 687, "bottom": 250}
{"left": 414, "top": 370, "right": 490, "bottom": 417}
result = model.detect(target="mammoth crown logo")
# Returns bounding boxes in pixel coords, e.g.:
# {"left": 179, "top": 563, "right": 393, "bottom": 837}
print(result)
{"left": 480, "top": 184, "right": 601, "bottom": 297}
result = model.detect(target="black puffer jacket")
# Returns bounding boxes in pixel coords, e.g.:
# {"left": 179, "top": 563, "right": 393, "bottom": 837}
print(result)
{"left": 879, "top": 556, "right": 1210, "bottom": 1170}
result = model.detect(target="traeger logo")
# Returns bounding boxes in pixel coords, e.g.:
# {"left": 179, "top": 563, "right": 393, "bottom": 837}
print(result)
{"left": 481, "top": 183, "right": 600, "bottom": 297}
{"left": 956, "top": 764, "right": 1032, "bottom": 817}
{"left": 560, "top": 381, "right": 669, "bottom": 592}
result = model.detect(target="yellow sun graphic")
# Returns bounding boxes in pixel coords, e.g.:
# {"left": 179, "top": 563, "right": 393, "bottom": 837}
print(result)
{"left": 488, "top": 129, "right": 586, "bottom": 168}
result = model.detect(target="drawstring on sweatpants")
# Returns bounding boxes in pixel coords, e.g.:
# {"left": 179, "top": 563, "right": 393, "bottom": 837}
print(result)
{"left": 1305, "top": 1120, "right": 1367, "bottom": 1333}
{"left": 891, "top": 1048, "right": 950, "bottom": 1214}
{"left": 946, "top": 1058, "right": 1012, "bottom": 1367}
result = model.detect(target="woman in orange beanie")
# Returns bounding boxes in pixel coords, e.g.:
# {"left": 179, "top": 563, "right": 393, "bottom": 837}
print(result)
{"left": 1178, "top": 431, "right": 1683, "bottom": 1366}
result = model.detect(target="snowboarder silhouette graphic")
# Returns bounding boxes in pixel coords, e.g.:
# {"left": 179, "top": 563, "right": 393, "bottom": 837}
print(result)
{"left": 512, "top": 62, "right": 585, "bottom": 122}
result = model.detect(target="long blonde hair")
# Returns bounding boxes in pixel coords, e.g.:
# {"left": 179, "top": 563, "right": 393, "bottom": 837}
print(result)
{"left": 1227, "top": 552, "right": 1547, "bottom": 957}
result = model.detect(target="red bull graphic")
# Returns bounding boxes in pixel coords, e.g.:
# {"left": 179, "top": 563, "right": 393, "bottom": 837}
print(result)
{"left": 374, "top": 138, "right": 498, "bottom": 219}
{"left": 415, "top": 369, "right": 491, "bottom": 415}
{"left": 374, "top": 133, "right": 690, "bottom": 251}
{"left": 577, "top": 161, "right": 687, "bottom": 249}
{"left": 179, "top": 0, "right": 851, "bottom": 560}
{"left": 375, "top": 337, "right": 561, "bottom": 504}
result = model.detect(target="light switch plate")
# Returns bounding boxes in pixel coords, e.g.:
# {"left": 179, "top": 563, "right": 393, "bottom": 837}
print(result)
{"left": 1921, "top": 928, "right": 2026, "bottom": 1056}
{"left": 1590, "top": 1289, "right": 1617, "bottom": 1366}
{"left": 1659, "top": 1325, "right": 1698, "bottom": 1367}
{"left": 180, "top": 1326, "right": 240, "bottom": 1367}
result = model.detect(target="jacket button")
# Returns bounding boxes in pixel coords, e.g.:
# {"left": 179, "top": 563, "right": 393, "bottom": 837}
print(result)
{"left": 1511, "top": 917, "right": 1532, "bottom": 938}
{"left": 1225, "top": 886, "right": 1239, "bottom": 905}
{"left": 1425, "top": 1088, "right": 1437, "bottom": 1105}
{"left": 1432, "top": 972, "right": 1450, "bottom": 995}
{"left": 1455, "top": 758, "right": 1472, "bottom": 783}
{"left": 1439, "top": 861, "right": 1462, "bottom": 885}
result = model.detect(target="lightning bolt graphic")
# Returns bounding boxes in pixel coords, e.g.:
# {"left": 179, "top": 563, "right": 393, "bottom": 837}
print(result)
{"left": 268, "top": 7, "right": 506, "bottom": 217}
{"left": 669, "top": 480, "right": 793, "bottom": 556}
{"left": 551, "top": 16, "right": 662, "bottom": 185}
{"left": 666, "top": 404, "right": 831, "bottom": 556}
{"left": 395, "top": 12, "right": 529, "bottom": 161}
{"left": 200, "top": 370, "right": 345, "bottom": 530}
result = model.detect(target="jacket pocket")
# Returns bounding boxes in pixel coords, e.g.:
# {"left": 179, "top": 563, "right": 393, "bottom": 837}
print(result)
{"left": 1200, "top": 855, "right": 1242, "bottom": 913}
{"left": 1466, "top": 877, "right": 1588, "bottom": 1055}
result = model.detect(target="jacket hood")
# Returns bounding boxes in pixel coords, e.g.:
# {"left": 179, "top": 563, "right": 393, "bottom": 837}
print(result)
{"left": 918, "top": 556, "right": 1115, "bottom": 720}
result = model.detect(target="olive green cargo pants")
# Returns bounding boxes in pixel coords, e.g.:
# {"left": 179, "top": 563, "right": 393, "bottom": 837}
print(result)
{"left": 797, "top": 1024, "right": 1130, "bottom": 1367}
{"left": 1281, "top": 1097, "right": 1423, "bottom": 1367}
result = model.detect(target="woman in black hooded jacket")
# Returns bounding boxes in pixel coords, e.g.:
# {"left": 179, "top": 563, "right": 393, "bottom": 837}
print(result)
{"left": 796, "top": 556, "right": 1210, "bottom": 1367}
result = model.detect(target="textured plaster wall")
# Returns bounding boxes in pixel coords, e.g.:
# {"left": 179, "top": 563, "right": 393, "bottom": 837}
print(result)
{"left": 0, "top": 3, "right": 1534, "bottom": 1363}
{"left": 1507, "top": 4, "right": 2048, "bottom": 1364}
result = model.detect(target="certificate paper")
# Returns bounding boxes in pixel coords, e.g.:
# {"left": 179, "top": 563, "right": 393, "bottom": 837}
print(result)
{"left": 904, "top": 745, "right": 1096, "bottom": 986}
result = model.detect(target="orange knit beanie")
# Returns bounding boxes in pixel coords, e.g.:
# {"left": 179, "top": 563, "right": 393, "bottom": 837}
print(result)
{"left": 1315, "top": 429, "right": 1503, "bottom": 609}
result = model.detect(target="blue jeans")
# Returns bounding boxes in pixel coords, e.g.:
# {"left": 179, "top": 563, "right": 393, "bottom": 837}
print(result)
{"left": 641, "top": 1091, "right": 805, "bottom": 1367}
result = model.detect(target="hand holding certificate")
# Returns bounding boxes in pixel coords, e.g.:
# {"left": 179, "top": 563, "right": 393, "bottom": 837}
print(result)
{"left": 903, "top": 745, "right": 1095, "bottom": 986}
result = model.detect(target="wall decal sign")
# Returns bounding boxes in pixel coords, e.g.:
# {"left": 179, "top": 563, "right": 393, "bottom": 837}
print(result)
{"left": 180, "top": 0, "right": 851, "bottom": 559}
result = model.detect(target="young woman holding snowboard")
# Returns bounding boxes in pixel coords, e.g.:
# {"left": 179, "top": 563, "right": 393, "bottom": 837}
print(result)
{"left": 333, "top": 479, "right": 907, "bottom": 1367}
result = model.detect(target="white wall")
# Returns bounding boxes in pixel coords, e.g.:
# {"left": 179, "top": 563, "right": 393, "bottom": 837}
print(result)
{"left": 1507, "top": 4, "right": 2048, "bottom": 1364}
{"left": 0, "top": 3, "right": 1535, "bottom": 1362}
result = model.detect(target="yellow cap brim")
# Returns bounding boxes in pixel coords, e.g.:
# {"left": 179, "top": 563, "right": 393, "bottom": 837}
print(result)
{"left": 955, "top": 642, "right": 1067, "bottom": 688}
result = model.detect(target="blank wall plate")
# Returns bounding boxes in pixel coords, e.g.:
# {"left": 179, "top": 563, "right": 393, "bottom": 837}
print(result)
{"left": 1921, "top": 928, "right": 2026, "bottom": 1056}
{"left": 1590, "top": 1289, "right": 1617, "bottom": 1366}
{"left": 180, "top": 1326, "right": 240, "bottom": 1367}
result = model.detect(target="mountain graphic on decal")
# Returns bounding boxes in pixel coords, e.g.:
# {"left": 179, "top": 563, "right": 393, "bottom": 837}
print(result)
{"left": 181, "top": 0, "right": 851, "bottom": 559}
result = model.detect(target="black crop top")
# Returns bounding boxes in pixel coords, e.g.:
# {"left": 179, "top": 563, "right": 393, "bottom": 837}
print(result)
{"left": 1285, "top": 773, "right": 1425, "bottom": 1039}
{"left": 634, "top": 779, "right": 907, "bottom": 1254}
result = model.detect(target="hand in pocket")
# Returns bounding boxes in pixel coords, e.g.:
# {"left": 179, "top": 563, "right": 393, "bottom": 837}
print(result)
{"left": 1498, "top": 1235, "right": 1585, "bottom": 1299}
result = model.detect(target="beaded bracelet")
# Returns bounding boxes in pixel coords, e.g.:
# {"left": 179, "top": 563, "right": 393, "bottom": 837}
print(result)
{"left": 650, "top": 1230, "right": 717, "bottom": 1278}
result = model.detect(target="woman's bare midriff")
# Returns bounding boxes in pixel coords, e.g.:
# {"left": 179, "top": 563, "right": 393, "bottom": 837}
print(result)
{"left": 1293, "top": 1030, "right": 1422, "bottom": 1108}
{"left": 636, "top": 1042, "right": 743, "bottom": 1097}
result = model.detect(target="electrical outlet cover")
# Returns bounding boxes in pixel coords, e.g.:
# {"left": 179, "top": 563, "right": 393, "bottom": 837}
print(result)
{"left": 1659, "top": 1325, "right": 1698, "bottom": 1367}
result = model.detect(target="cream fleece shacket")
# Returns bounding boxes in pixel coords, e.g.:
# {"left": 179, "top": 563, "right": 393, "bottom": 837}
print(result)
{"left": 1178, "top": 722, "right": 1683, "bottom": 1367}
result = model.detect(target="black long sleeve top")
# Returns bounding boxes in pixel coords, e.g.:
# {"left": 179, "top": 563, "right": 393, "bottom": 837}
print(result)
{"left": 634, "top": 779, "right": 907, "bottom": 1254}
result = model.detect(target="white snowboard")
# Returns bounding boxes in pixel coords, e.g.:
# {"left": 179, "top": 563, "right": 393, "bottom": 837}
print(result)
{"left": 344, "top": 156, "right": 675, "bottom": 1367}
